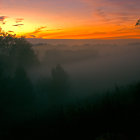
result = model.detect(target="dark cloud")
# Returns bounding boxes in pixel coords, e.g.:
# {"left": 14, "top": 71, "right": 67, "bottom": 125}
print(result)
{"left": 15, "top": 18, "right": 24, "bottom": 23}
{"left": 8, "top": 31, "right": 14, "bottom": 33}
{"left": 30, "top": 35, "right": 36, "bottom": 38}
{"left": 32, "top": 26, "right": 47, "bottom": 34}
{"left": 0, "top": 16, "right": 7, "bottom": 21}
{"left": 13, "top": 24, "right": 24, "bottom": 27}
{"left": 26, "top": 27, "right": 64, "bottom": 38}
{"left": 0, "top": 16, "right": 8, "bottom": 24}
{"left": 26, "top": 26, "right": 47, "bottom": 37}
{"left": 135, "top": 19, "right": 140, "bottom": 26}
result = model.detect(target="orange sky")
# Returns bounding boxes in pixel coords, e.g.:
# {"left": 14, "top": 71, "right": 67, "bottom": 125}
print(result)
{"left": 0, "top": 0, "right": 140, "bottom": 39}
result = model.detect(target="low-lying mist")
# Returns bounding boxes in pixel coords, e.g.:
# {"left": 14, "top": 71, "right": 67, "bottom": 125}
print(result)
{"left": 31, "top": 39, "right": 140, "bottom": 97}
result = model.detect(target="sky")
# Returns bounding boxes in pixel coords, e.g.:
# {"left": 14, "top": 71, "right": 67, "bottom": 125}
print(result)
{"left": 0, "top": 0, "right": 140, "bottom": 39}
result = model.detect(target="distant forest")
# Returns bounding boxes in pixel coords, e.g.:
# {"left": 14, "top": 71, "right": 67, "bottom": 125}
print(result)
{"left": 0, "top": 33, "right": 140, "bottom": 140}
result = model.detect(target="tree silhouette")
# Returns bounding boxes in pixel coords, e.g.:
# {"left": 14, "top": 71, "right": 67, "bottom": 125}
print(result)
{"left": 48, "top": 64, "right": 69, "bottom": 106}
{"left": 51, "top": 64, "right": 69, "bottom": 91}
{"left": 0, "top": 32, "right": 37, "bottom": 123}
{"left": 0, "top": 32, "right": 39, "bottom": 76}
{"left": 12, "top": 66, "right": 33, "bottom": 103}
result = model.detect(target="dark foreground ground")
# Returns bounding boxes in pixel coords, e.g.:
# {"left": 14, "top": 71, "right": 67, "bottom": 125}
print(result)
{"left": 1, "top": 82, "right": 140, "bottom": 140}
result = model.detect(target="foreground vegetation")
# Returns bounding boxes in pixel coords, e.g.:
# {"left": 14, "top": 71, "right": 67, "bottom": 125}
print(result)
{"left": 0, "top": 33, "right": 140, "bottom": 140}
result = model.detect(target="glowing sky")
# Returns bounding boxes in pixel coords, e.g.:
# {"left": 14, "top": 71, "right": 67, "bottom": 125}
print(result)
{"left": 0, "top": 0, "right": 140, "bottom": 39}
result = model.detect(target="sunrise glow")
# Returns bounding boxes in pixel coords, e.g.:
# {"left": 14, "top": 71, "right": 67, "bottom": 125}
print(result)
{"left": 0, "top": 0, "right": 140, "bottom": 39}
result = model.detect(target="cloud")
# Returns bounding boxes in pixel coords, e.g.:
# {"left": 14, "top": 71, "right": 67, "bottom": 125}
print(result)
{"left": 30, "top": 35, "right": 36, "bottom": 38}
{"left": 80, "top": 0, "right": 140, "bottom": 25}
{"left": 15, "top": 18, "right": 24, "bottom": 23}
{"left": 8, "top": 31, "right": 14, "bottom": 33}
{"left": 93, "top": 9, "right": 109, "bottom": 22}
{"left": 81, "top": 0, "right": 140, "bottom": 7}
{"left": 0, "top": 16, "right": 7, "bottom": 21}
{"left": 135, "top": 19, "right": 140, "bottom": 26}
{"left": 0, "top": 16, "right": 8, "bottom": 24}
{"left": 25, "top": 27, "right": 65, "bottom": 38}
{"left": 24, "top": 26, "right": 47, "bottom": 38}
{"left": 13, "top": 23, "right": 24, "bottom": 27}
{"left": 32, "top": 26, "right": 47, "bottom": 34}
